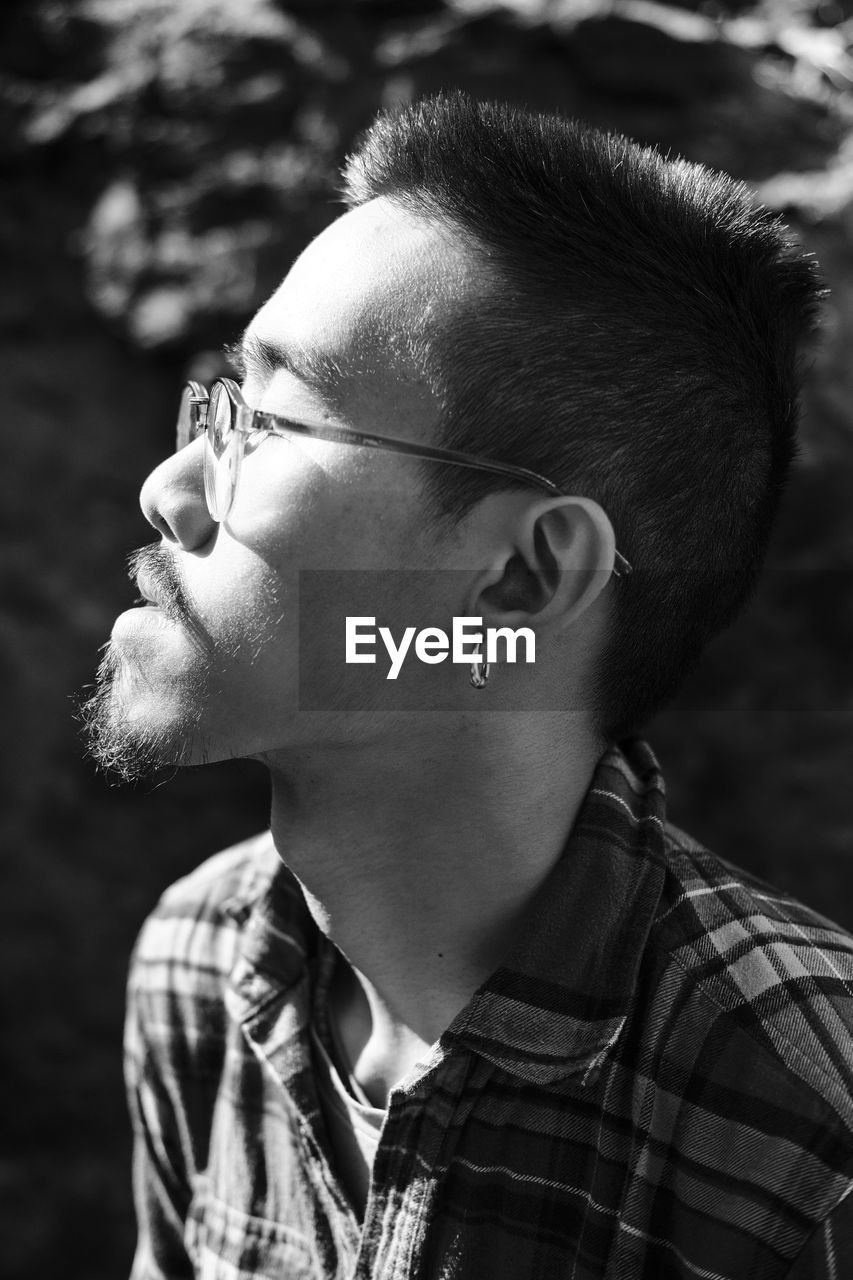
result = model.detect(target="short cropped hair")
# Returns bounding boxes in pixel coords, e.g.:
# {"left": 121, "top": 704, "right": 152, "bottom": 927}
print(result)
{"left": 341, "top": 92, "right": 822, "bottom": 738}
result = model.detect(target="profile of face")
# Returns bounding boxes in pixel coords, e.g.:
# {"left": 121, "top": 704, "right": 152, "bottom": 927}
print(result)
{"left": 82, "top": 200, "right": 487, "bottom": 779}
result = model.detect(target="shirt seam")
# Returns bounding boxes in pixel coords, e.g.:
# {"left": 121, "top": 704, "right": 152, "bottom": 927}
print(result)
{"left": 659, "top": 939, "right": 853, "bottom": 1134}
{"left": 780, "top": 1181, "right": 853, "bottom": 1279}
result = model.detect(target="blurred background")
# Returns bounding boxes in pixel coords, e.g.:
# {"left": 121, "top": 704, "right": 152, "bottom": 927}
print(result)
{"left": 1, "top": 0, "right": 852, "bottom": 1274}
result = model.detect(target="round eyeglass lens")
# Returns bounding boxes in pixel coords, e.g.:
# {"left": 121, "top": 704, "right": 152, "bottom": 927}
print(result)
{"left": 204, "top": 383, "right": 242, "bottom": 521}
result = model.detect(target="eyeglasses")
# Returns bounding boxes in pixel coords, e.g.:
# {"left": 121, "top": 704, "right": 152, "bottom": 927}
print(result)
{"left": 176, "top": 378, "right": 633, "bottom": 578}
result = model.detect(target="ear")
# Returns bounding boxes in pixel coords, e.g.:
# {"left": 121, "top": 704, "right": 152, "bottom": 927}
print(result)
{"left": 465, "top": 495, "right": 617, "bottom": 634}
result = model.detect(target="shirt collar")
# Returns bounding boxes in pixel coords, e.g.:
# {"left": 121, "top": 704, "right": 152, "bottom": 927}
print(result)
{"left": 444, "top": 739, "right": 667, "bottom": 1086}
{"left": 224, "top": 850, "right": 316, "bottom": 1024}
{"left": 225, "top": 739, "right": 668, "bottom": 1090}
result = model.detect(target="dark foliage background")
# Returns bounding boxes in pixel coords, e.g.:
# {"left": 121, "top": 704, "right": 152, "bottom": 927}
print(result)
{"left": 1, "top": 0, "right": 851, "bottom": 1275}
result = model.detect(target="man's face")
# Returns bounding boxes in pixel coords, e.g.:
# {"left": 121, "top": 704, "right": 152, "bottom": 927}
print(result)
{"left": 84, "top": 199, "right": 480, "bottom": 778}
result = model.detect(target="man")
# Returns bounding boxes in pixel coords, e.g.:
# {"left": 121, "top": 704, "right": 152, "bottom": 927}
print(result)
{"left": 83, "top": 93, "right": 853, "bottom": 1278}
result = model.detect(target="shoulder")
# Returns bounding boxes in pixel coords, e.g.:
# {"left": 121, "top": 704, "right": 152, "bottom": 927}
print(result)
{"left": 655, "top": 820, "right": 853, "bottom": 998}
{"left": 620, "top": 824, "right": 853, "bottom": 1255}
{"left": 125, "top": 830, "right": 311, "bottom": 1066}
{"left": 648, "top": 821, "right": 853, "bottom": 1135}
{"left": 125, "top": 830, "right": 317, "bottom": 1101}
{"left": 129, "top": 830, "right": 282, "bottom": 988}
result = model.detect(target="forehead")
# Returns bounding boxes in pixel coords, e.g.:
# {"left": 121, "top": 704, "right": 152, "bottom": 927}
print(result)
{"left": 248, "top": 199, "right": 478, "bottom": 435}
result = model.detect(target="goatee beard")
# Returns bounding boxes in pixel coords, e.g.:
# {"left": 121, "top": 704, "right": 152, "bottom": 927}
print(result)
{"left": 76, "top": 641, "right": 202, "bottom": 785}
{"left": 77, "top": 543, "right": 213, "bottom": 783}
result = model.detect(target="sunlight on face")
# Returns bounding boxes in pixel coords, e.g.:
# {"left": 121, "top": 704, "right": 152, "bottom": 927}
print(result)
{"left": 84, "top": 199, "right": 483, "bottom": 779}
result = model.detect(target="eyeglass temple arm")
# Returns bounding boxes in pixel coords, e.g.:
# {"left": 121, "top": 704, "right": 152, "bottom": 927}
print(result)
{"left": 252, "top": 410, "right": 632, "bottom": 578}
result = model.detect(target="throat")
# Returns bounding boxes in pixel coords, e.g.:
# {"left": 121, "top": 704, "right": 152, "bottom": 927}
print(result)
{"left": 327, "top": 949, "right": 434, "bottom": 1109}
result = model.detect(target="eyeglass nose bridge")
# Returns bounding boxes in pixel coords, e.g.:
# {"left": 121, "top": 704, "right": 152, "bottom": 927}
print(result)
{"left": 176, "top": 380, "right": 210, "bottom": 451}
{"left": 188, "top": 382, "right": 211, "bottom": 439}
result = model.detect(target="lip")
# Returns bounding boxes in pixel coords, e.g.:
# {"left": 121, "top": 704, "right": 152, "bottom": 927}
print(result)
{"left": 135, "top": 569, "right": 168, "bottom": 611}
{"left": 110, "top": 599, "right": 171, "bottom": 640}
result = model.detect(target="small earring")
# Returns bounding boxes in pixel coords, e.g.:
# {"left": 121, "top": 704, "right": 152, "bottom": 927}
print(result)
{"left": 470, "top": 657, "right": 490, "bottom": 689}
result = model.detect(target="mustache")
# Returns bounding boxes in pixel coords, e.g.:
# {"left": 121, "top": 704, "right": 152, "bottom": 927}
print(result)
{"left": 128, "top": 543, "right": 212, "bottom": 651}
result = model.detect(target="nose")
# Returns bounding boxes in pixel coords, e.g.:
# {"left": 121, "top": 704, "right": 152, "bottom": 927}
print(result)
{"left": 140, "top": 441, "right": 217, "bottom": 550}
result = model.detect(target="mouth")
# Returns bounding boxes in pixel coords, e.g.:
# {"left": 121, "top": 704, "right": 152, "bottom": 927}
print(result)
{"left": 122, "top": 545, "right": 214, "bottom": 654}
{"left": 134, "top": 570, "right": 170, "bottom": 612}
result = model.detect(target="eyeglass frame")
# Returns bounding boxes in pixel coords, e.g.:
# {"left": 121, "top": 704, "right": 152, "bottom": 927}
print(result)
{"left": 177, "top": 377, "right": 633, "bottom": 579}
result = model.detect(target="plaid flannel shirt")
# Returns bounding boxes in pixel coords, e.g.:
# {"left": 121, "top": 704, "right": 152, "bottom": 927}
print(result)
{"left": 125, "top": 740, "right": 853, "bottom": 1279}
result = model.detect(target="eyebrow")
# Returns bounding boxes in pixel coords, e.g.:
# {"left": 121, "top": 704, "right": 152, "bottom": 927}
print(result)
{"left": 230, "top": 329, "right": 347, "bottom": 404}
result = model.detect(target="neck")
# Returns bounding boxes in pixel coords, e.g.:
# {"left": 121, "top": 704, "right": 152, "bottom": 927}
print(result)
{"left": 266, "top": 712, "right": 601, "bottom": 1097}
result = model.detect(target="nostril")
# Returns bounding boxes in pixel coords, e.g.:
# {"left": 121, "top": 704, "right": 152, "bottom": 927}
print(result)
{"left": 150, "top": 512, "right": 178, "bottom": 542}
{"left": 140, "top": 451, "right": 215, "bottom": 551}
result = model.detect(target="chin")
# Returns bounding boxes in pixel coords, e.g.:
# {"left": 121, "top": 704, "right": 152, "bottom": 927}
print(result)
{"left": 77, "top": 640, "right": 210, "bottom": 784}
